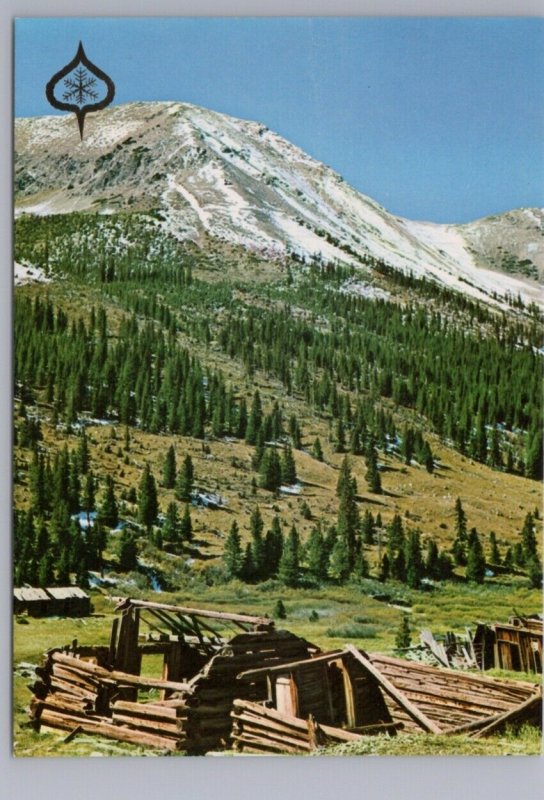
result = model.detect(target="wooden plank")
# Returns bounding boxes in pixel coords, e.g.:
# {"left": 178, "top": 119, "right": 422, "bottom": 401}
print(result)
{"left": 50, "top": 652, "right": 193, "bottom": 693}
{"left": 39, "top": 709, "right": 182, "bottom": 750}
{"left": 472, "top": 693, "right": 542, "bottom": 738}
{"left": 345, "top": 645, "right": 443, "bottom": 734}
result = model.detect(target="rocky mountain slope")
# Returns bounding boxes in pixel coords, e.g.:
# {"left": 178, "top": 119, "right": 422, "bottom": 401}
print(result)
{"left": 14, "top": 101, "right": 543, "bottom": 308}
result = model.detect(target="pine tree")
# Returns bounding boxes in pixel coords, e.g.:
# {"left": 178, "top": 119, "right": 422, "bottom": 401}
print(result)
{"left": 379, "top": 553, "right": 390, "bottom": 582}
{"left": 521, "top": 512, "right": 538, "bottom": 565}
{"left": 489, "top": 532, "right": 501, "bottom": 565}
{"left": 364, "top": 439, "right": 382, "bottom": 494}
{"left": 241, "top": 543, "right": 255, "bottom": 582}
{"left": 223, "top": 521, "right": 243, "bottom": 579}
{"left": 83, "top": 471, "right": 96, "bottom": 522}
{"left": 250, "top": 506, "right": 266, "bottom": 579}
{"left": 466, "top": 528, "right": 486, "bottom": 584}
{"left": 452, "top": 497, "right": 468, "bottom": 565}
{"left": 395, "top": 614, "right": 411, "bottom": 651}
{"left": 278, "top": 525, "right": 300, "bottom": 587}
{"left": 280, "top": 444, "right": 297, "bottom": 485}
{"left": 425, "top": 539, "right": 440, "bottom": 579}
{"left": 361, "top": 510, "right": 375, "bottom": 545}
{"left": 118, "top": 530, "right": 138, "bottom": 572}
{"left": 138, "top": 464, "right": 158, "bottom": 529}
{"left": 245, "top": 390, "right": 262, "bottom": 445}
{"left": 175, "top": 455, "right": 194, "bottom": 502}
{"left": 328, "top": 534, "right": 351, "bottom": 582}
{"left": 163, "top": 501, "right": 180, "bottom": 545}
{"left": 306, "top": 524, "right": 327, "bottom": 581}
{"left": 273, "top": 599, "right": 287, "bottom": 619}
{"left": 265, "top": 516, "right": 284, "bottom": 577}
{"left": 259, "top": 447, "right": 282, "bottom": 493}
{"left": 312, "top": 437, "right": 324, "bottom": 462}
{"left": 180, "top": 504, "right": 193, "bottom": 543}
{"left": 76, "top": 428, "right": 90, "bottom": 474}
{"left": 163, "top": 445, "right": 177, "bottom": 488}
{"left": 405, "top": 530, "right": 423, "bottom": 588}
{"left": 99, "top": 475, "right": 118, "bottom": 529}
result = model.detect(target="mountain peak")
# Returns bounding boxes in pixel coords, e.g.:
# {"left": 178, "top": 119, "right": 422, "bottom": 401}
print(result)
{"left": 15, "top": 101, "right": 543, "bottom": 309}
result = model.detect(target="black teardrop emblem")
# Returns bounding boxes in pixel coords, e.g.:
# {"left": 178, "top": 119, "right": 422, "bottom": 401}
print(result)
{"left": 45, "top": 42, "right": 115, "bottom": 140}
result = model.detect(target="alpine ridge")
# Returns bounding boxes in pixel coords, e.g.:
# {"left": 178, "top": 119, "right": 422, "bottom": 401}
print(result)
{"left": 14, "top": 101, "right": 543, "bottom": 309}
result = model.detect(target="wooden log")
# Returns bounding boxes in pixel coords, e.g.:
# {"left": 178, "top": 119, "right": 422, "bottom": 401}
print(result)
{"left": 232, "top": 720, "right": 311, "bottom": 751}
{"left": 472, "top": 693, "right": 542, "bottom": 739}
{"left": 49, "top": 679, "right": 97, "bottom": 702}
{"left": 347, "top": 721, "right": 404, "bottom": 735}
{"left": 40, "top": 709, "right": 182, "bottom": 750}
{"left": 111, "top": 713, "right": 186, "bottom": 736}
{"left": 232, "top": 699, "right": 310, "bottom": 732}
{"left": 111, "top": 700, "right": 188, "bottom": 719}
{"left": 345, "top": 645, "right": 443, "bottom": 735}
{"left": 118, "top": 598, "right": 273, "bottom": 628}
{"left": 232, "top": 710, "right": 310, "bottom": 740}
{"left": 236, "top": 650, "right": 346, "bottom": 680}
{"left": 51, "top": 665, "right": 101, "bottom": 690}
{"left": 232, "top": 731, "right": 308, "bottom": 754}
{"left": 50, "top": 652, "right": 193, "bottom": 693}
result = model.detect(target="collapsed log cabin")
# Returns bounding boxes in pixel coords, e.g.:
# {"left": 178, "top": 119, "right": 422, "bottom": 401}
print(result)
{"left": 27, "top": 598, "right": 543, "bottom": 754}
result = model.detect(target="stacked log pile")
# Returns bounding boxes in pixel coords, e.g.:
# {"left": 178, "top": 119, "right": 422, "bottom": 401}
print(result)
{"left": 367, "top": 652, "right": 541, "bottom": 734}
{"left": 230, "top": 699, "right": 368, "bottom": 754}
{"left": 29, "top": 649, "right": 195, "bottom": 751}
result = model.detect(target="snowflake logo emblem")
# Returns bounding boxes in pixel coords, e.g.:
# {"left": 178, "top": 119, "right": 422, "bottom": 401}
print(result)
{"left": 45, "top": 42, "right": 115, "bottom": 140}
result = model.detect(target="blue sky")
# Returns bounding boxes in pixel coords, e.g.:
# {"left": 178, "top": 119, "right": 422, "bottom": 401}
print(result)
{"left": 14, "top": 17, "right": 544, "bottom": 223}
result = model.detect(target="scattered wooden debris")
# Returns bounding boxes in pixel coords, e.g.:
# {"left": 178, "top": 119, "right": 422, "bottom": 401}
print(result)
{"left": 419, "top": 615, "right": 543, "bottom": 674}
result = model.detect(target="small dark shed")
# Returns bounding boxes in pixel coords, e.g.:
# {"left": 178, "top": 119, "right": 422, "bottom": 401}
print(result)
{"left": 473, "top": 615, "right": 543, "bottom": 673}
{"left": 13, "top": 586, "right": 91, "bottom": 617}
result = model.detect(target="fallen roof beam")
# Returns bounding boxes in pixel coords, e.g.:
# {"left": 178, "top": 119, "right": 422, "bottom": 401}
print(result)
{"left": 344, "top": 645, "right": 443, "bottom": 735}
{"left": 236, "top": 650, "right": 347, "bottom": 680}
{"left": 116, "top": 598, "right": 272, "bottom": 627}
{"left": 471, "top": 692, "right": 542, "bottom": 739}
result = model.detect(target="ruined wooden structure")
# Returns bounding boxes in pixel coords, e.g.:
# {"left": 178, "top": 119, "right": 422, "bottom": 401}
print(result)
{"left": 14, "top": 586, "right": 90, "bottom": 617}
{"left": 473, "top": 615, "right": 543, "bottom": 674}
{"left": 28, "top": 598, "right": 542, "bottom": 754}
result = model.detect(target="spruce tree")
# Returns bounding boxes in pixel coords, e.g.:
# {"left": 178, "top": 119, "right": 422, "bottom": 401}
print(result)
{"left": 280, "top": 444, "right": 297, "bottom": 485}
{"left": 138, "top": 464, "right": 158, "bottom": 529}
{"left": 250, "top": 506, "right": 266, "bottom": 579}
{"left": 245, "top": 390, "right": 262, "bottom": 445}
{"left": 163, "top": 501, "right": 180, "bottom": 545}
{"left": 452, "top": 497, "right": 468, "bottom": 565}
{"left": 278, "top": 525, "right": 300, "bottom": 587}
{"left": 180, "top": 504, "right": 193, "bottom": 543}
{"left": 466, "top": 528, "right": 486, "bottom": 584}
{"left": 175, "top": 455, "right": 194, "bottom": 502}
{"left": 395, "top": 614, "right": 411, "bottom": 651}
{"left": 328, "top": 534, "right": 351, "bottom": 582}
{"left": 489, "top": 532, "right": 501, "bottom": 565}
{"left": 312, "top": 437, "right": 324, "bottom": 462}
{"left": 259, "top": 447, "right": 282, "bottom": 493}
{"left": 163, "top": 445, "right": 177, "bottom": 488}
{"left": 306, "top": 524, "right": 327, "bottom": 581}
{"left": 265, "top": 516, "right": 284, "bottom": 577}
{"left": 365, "top": 439, "right": 382, "bottom": 494}
{"left": 405, "top": 530, "right": 424, "bottom": 588}
{"left": 99, "top": 475, "right": 118, "bottom": 529}
{"left": 223, "top": 521, "right": 243, "bottom": 579}
{"left": 118, "top": 530, "right": 138, "bottom": 572}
